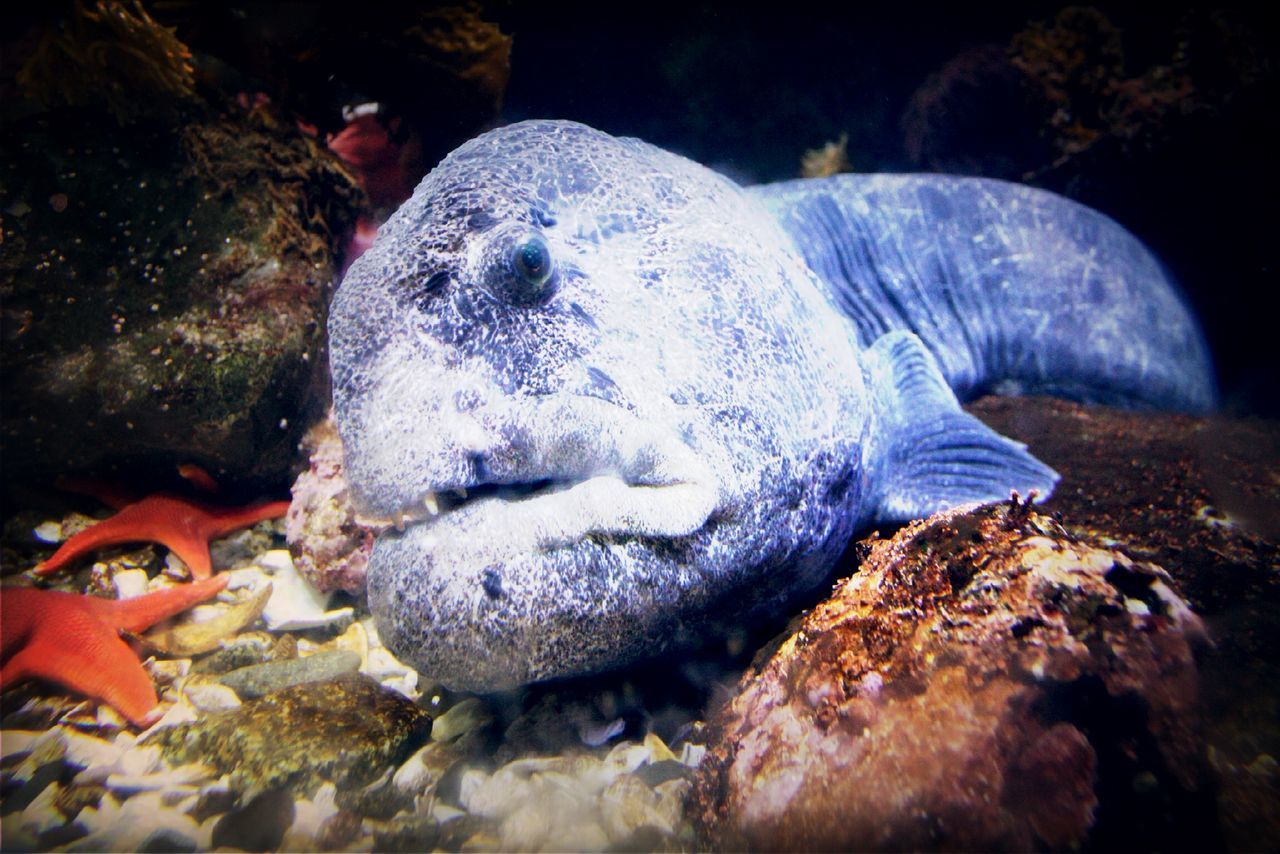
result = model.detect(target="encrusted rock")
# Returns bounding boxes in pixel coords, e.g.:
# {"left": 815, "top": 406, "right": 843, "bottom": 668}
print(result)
{"left": 144, "top": 674, "right": 431, "bottom": 794}
{"left": 285, "top": 413, "right": 384, "bottom": 595}
{"left": 691, "top": 501, "right": 1215, "bottom": 851}
{"left": 972, "top": 396, "right": 1280, "bottom": 851}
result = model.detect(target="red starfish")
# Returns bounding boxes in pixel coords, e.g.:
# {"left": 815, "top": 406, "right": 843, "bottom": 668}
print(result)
{"left": 35, "top": 493, "right": 291, "bottom": 580}
{"left": 1, "top": 575, "right": 228, "bottom": 726}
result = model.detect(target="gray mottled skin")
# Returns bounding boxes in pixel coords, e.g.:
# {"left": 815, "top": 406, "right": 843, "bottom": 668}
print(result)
{"left": 329, "top": 120, "right": 1213, "bottom": 692}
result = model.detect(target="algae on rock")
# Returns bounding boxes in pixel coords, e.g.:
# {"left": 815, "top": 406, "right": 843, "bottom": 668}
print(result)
{"left": 0, "top": 104, "right": 361, "bottom": 486}
{"left": 145, "top": 674, "right": 431, "bottom": 794}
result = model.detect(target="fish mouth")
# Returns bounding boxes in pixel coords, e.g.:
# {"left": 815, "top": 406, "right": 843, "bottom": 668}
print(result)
{"left": 349, "top": 393, "right": 725, "bottom": 546}
{"left": 353, "top": 394, "right": 728, "bottom": 692}
{"left": 365, "top": 466, "right": 725, "bottom": 692}
{"left": 371, "top": 472, "right": 720, "bottom": 550}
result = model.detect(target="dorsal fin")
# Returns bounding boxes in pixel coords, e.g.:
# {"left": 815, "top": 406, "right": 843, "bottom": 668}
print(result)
{"left": 866, "top": 331, "right": 1058, "bottom": 523}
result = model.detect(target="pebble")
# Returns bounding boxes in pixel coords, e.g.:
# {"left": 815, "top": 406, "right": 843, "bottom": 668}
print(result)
{"left": 392, "top": 740, "right": 464, "bottom": 795}
{"left": 32, "top": 520, "right": 63, "bottom": 543}
{"left": 211, "top": 788, "right": 295, "bottom": 852}
{"left": 144, "top": 674, "right": 432, "bottom": 794}
{"left": 431, "top": 697, "right": 493, "bottom": 743}
{"left": 216, "top": 649, "right": 362, "bottom": 699}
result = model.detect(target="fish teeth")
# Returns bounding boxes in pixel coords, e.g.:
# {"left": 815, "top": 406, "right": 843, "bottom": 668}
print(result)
{"left": 423, "top": 492, "right": 440, "bottom": 515}
{"left": 454, "top": 487, "right": 468, "bottom": 500}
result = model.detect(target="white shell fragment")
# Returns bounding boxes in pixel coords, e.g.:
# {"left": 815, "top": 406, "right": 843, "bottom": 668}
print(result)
{"left": 232, "top": 549, "right": 355, "bottom": 631}
{"left": 112, "top": 568, "right": 151, "bottom": 599}
{"left": 32, "top": 520, "right": 63, "bottom": 543}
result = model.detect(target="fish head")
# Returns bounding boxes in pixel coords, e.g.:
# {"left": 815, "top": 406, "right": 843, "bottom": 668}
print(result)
{"left": 329, "top": 120, "right": 867, "bottom": 691}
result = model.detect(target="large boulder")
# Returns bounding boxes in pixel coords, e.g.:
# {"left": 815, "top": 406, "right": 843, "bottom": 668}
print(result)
{"left": 690, "top": 501, "right": 1215, "bottom": 850}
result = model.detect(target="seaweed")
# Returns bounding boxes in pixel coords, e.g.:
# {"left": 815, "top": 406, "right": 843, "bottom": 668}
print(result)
{"left": 16, "top": 0, "right": 196, "bottom": 122}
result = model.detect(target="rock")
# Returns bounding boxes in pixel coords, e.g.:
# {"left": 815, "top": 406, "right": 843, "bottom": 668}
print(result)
{"left": 66, "top": 789, "right": 204, "bottom": 853}
{"left": 210, "top": 788, "right": 295, "bottom": 853}
{"left": 151, "top": 3, "right": 511, "bottom": 186}
{"left": 188, "top": 631, "right": 281, "bottom": 675}
{"left": 286, "top": 412, "right": 385, "bottom": 595}
{"left": 216, "top": 649, "right": 362, "bottom": 700}
{"left": 973, "top": 396, "right": 1280, "bottom": 850}
{"left": 392, "top": 740, "right": 465, "bottom": 797}
{"left": 431, "top": 697, "right": 494, "bottom": 746}
{"left": 690, "top": 501, "right": 1215, "bottom": 851}
{"left": 250, "top": 548, "right": 356, "bottom": 630}
{"left": 0, "top": 99, "right": 359, "bottom": 488}
{"left": 144, "top": 674, "right": 432, "bottom": 794}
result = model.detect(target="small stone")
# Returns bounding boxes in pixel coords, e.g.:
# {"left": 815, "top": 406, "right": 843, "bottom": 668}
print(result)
{"left": 392, "top": 740, "right": 464, "bottom": 795}
{"left": 600, "top": 773, "right": 672, "bottom": 843}
{"left": 144, "top": 674, "right": 432, "bottom": 794}
{"left": 315, "top": 808, "right": 364, "bottom": 849}
{"left": 69, "top": 790, "right": 202, "bottom": 852}
{"left": 216, "top": 649, "right": 362, "bottom": 700}
{"left": 431, "top": 697, "right": 493, "bottom": 744}
{"left": 0, "top": 730, "right": 42, "bottom": 763}
{"left": 19, "top": 777, "right": 63, "bottom": 835}
{"left": 211, "top": 788, "right": 295, "bottom": 852}
{"left": 111, "top": 568, "right": 150, "bottom": 599}
{"left": 138, "top": 826, "right": 198, "bottom": 853}
{"left": 180, "top": 679, "right": 243, "bottom": 713}
{"left": 281, "top": 781, "right": 340, "bottom": 849}
{"left": 189, "top": 631, "right": 278, "bottom": 675}
{"left": 254, "top": 549, "right": 355, "bottom": 631}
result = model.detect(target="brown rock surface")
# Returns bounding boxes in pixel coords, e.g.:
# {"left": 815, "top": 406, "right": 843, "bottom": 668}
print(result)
{"left": 690, "top": 501, "right": 1213, "bottom": 850}
{"left": 975, "top": 396, "right": 1280, "bottom": 850}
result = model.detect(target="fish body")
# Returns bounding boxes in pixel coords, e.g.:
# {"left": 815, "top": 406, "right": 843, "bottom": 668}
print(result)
{"left": 328, "top": 121, "right": 1212, "bottom": 691}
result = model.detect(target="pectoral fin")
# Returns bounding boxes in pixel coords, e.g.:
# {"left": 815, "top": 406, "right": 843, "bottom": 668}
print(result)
{"left": 868, "top": 331, "right": 1058, "bottom": 523}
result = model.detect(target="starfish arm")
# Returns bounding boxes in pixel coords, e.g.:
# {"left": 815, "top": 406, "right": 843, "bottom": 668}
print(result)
{"left": 0, "top": 594, "right": 162, "bottom": 727}
{"left": 2, "top": 634, "right": 161, "bottom": 726}
{"left": 33, "top": 500, "right": 176, "bottom": 576}
{"left": 91, "top": 574, "right": 229, "bottom": 634}
{"left": 200, "top": 499, "right": 292, "bottom": 539}
{"left": 35, "top": 494, "right": 290, "bottom": 579}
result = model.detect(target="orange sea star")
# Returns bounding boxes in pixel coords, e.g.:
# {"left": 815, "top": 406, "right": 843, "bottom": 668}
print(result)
{"left": 0, "top": 575, "right": 228, "bottom": 726}
{"left": 35, "top": 493, "right": 291, "bottom": 580}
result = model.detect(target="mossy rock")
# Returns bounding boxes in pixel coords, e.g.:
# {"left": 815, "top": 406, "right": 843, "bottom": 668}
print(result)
{"left": 0, "top": 104, "right": 360, "bottom": 489}
{"left": 146, "top": 674, "right": 432, "bottom": 794}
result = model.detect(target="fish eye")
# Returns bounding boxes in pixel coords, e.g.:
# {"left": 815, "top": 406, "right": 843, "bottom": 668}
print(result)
{"left": 508, "top": 234, "right": 557, "bottom": 304}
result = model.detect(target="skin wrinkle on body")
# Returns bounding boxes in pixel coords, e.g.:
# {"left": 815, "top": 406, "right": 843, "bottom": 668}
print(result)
{"left": 328, "top": 120, "right": 1214, "bottom": 692}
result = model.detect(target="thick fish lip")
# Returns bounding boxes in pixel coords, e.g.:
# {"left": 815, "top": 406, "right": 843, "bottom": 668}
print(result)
{"left": 349, "top": 393, "right": 725, "bottom": 542}
{"left": 366, "top": 471, "right": 720, "bottom": 547}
